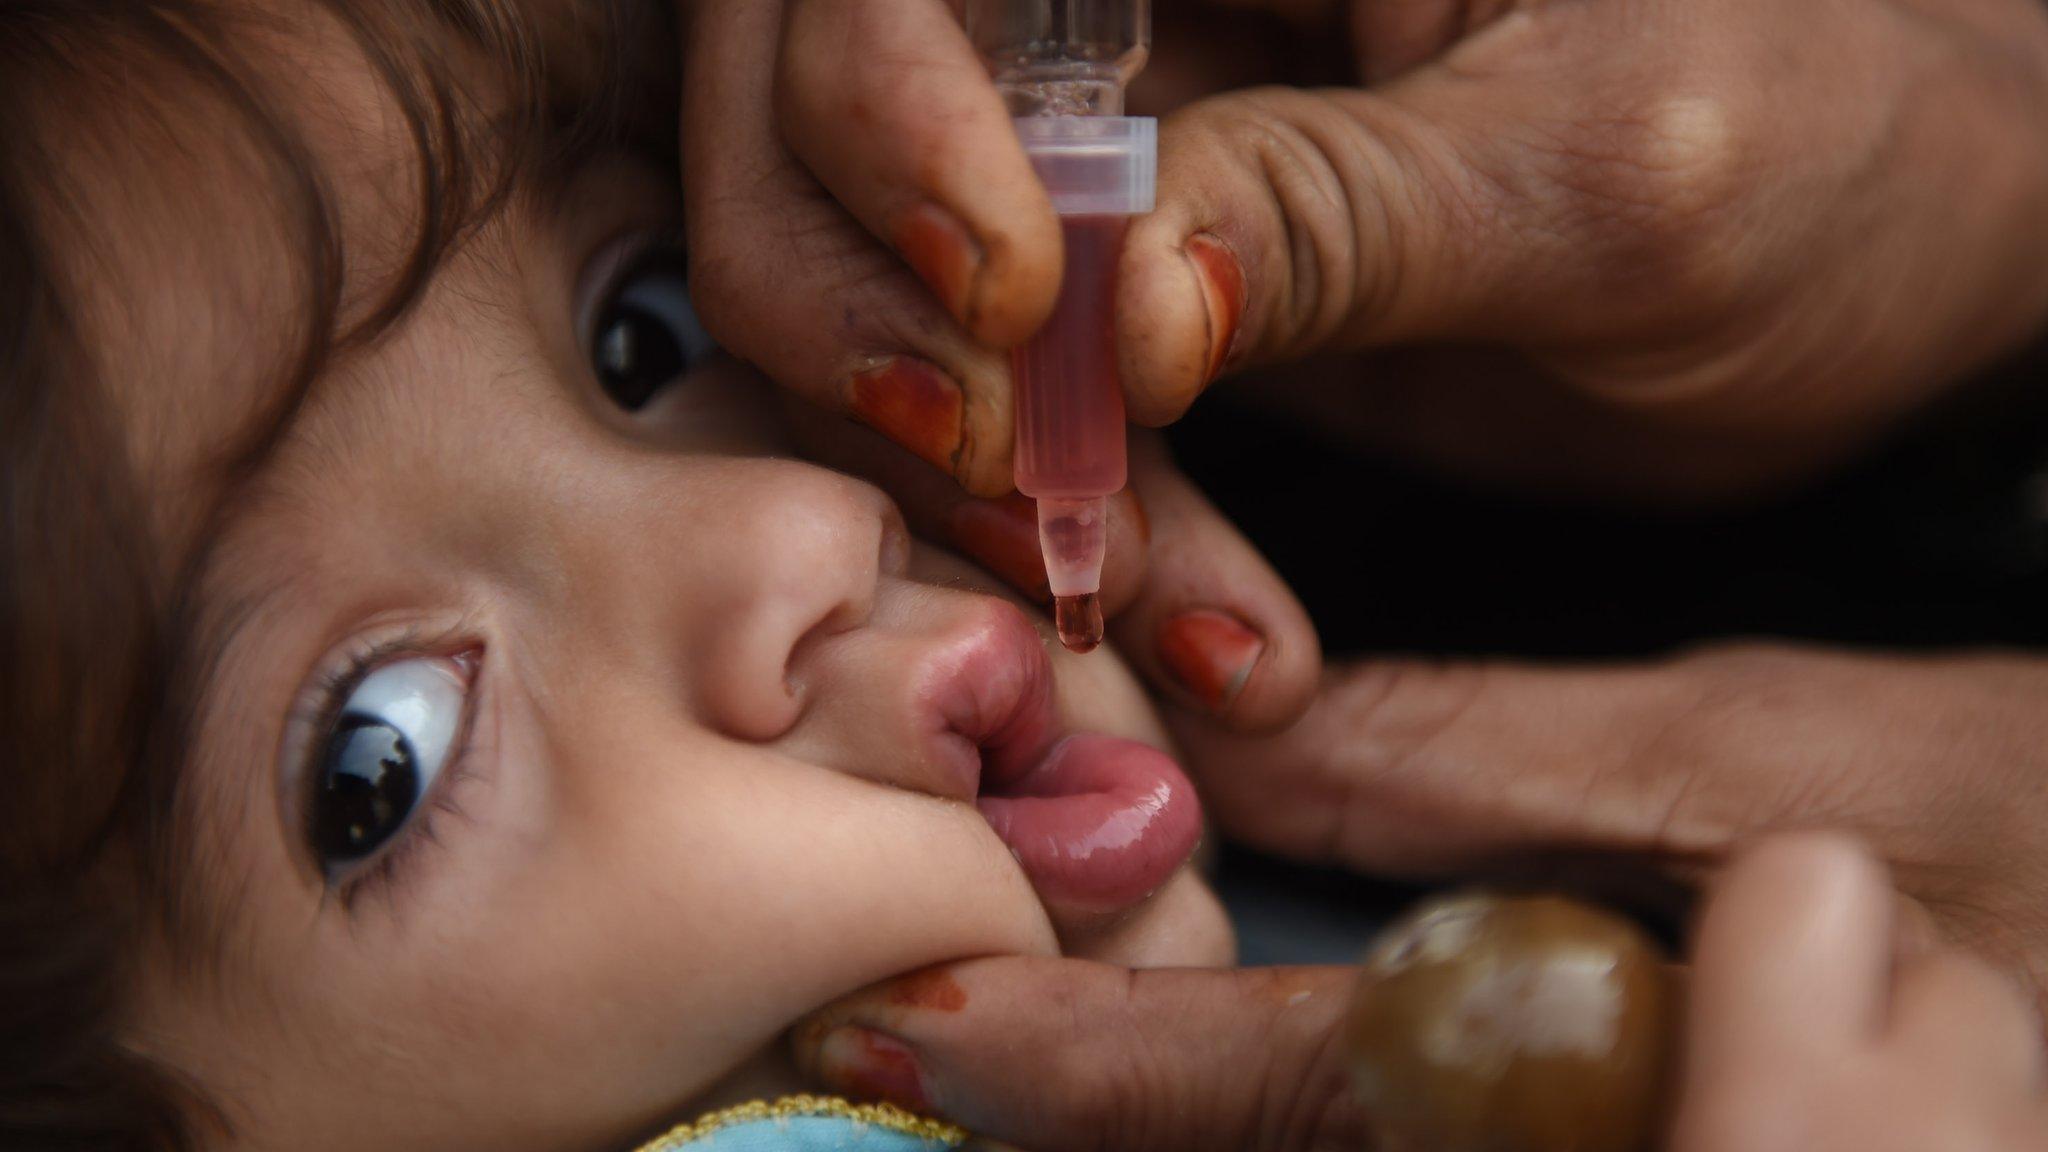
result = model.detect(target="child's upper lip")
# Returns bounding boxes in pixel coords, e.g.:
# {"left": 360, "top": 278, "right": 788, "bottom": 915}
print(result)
{"left": 914, "top": 598, "right": 1061, "bottom": 802}
{"left": 913, "top": 597, "right": 1204, "bottom": 920}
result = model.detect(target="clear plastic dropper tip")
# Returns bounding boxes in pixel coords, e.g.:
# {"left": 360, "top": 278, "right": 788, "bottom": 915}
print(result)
{"left": 1038, "top": 496, "right": 1108, "bottom": 653}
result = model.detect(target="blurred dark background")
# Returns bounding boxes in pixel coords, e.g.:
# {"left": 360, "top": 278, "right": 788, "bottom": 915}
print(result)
{"left": 1171, "top": 351, "right": 2048, "bottom": 962}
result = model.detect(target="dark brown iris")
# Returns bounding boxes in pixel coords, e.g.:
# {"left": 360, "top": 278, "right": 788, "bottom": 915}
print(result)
{"left": 310, "top": 716, "right": 419, "bottom": 863}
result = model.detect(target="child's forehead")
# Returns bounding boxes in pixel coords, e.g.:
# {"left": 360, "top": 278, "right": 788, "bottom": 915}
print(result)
{"left": 36, "top": 5, "right": 512, "bottom": 555}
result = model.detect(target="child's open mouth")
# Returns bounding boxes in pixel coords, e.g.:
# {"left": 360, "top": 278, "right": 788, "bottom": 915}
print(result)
{"left": 924, "top": 602, "right": 1203, "bottom": 917}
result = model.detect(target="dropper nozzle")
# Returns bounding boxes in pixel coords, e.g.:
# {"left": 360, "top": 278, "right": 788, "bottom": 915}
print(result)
{"left": 1039, "top": 496, "right": 1108, "bottom": 654}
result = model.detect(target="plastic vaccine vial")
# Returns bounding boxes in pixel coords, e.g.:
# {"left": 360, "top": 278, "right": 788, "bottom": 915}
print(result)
{"left": 967, "top": 0, "right": 1155, "bottom": 654}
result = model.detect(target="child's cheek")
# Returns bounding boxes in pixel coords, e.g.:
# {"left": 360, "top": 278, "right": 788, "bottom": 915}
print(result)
{"left": 1063, "top": 868, "right": 1237, "bottom": 969}
{"left": 652, "top": 356, "right": 798, "bottom": 454}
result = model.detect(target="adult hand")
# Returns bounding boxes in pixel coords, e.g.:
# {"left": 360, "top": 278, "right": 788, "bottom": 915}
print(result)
{"left": 1178, "top": 646, "right": 2048, "bottom": 1015}
{"left": 678, "top": 1, "right": 1323, "bottom": 730}
{"left": 675, "top": 0, "right": 2048, "bottom": 723}
{"left": 682, "top": 0, "right": 2048, "bottom": 507}
{"left": 790, "top": 835, "right": 2048, "bottom": 1151}
{"left": 1674, "top": 834, "right": 2048, "bottom": 1152}
{"left": 1120, "top": 0, "right": 2048, "bottom": 501}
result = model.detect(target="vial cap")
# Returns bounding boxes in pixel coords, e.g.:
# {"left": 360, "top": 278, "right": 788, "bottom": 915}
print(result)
{"left": 1014, "top": 116, "right": 1157, "bottom": 217}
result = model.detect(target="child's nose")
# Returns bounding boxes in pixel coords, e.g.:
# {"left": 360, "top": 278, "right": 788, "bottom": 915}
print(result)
{"left": 681, "top": 462, "right": 909, "bottom": 742}
{"left": 548, "top": 453, "right": 909, "bottom": 743}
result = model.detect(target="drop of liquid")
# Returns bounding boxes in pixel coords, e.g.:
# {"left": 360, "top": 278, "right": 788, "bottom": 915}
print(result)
{"left": 1054, "top": 593, "right": 1104, "bottom": 654}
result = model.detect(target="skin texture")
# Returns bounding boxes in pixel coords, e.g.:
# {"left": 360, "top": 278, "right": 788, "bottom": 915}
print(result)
{"left": 718, "top": 0, "right": 2048, "bottom": 502}
{"left": 677, "top": 0, "right": 1326, "bottom": 735}
{"left": 796, "top": 836, "right": 2048, "bottom": 1152}
{"left": 43, "top": 11, "right": 1233, "bottom": 1151}
{"left": 1176, "top": 650, "right": 2048, "bottom": 1015}
{"left": 728, "top": 2, "right": 2048, "bottom": 1145}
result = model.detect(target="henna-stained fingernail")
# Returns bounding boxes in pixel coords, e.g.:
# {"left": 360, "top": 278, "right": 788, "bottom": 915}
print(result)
{"left": 886, "top": 968, "right": 969, "bottom": 1012}
{"left": 850, "top": 358, "right": 966, "bottom": 475}
{"left": 894, "top": 202, "right": 984, "bottom": 321}
{"left": 948, "top": 493, "right": 1051, "bottom": 602}
{"left": 1158, "top": 609, "right": 1265, "bottom": 712}
{"left": 1185, "top": 233, "right": 1246, "bottom": 383}
{"left": 814, "top": 1028, "right": 933, "bottom": 1113}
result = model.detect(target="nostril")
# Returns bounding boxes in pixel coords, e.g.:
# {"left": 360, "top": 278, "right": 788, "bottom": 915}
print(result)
{"left": 791, "top": 587, "right": 871, "bottom": 671}
{"left": 693, "top": 464, "right": 900, "bottom": 743}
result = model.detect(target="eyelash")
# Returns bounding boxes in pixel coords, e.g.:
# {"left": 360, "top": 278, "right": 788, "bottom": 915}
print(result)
{"left": 297, "top": 630, "right": 486, "bottom": 913}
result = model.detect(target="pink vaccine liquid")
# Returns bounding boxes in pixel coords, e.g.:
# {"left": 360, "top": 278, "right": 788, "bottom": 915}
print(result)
{"left": 1013, "top": 214, "right": 1130, "bottom": 500}
{"left": 1012, "top": 215, "right": 1129, "bottom": 654}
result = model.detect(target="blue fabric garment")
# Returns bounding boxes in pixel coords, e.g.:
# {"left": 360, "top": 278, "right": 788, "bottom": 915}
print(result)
{"left": 652, "top": 1114, "right": 956, "bottom": 1151}
{"left": 632, "top": 1097, "right": 966, "bottom": 1152}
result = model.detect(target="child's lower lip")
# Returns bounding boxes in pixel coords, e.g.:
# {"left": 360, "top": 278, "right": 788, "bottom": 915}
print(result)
{"left": 975, "top": 734, "right": 1202, "bottom": 913}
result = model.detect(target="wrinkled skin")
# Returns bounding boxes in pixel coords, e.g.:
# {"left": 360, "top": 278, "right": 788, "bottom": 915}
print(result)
{"left": 798, "top": 836, "right": 2048, "bottom": 1152}
{"left": 682, "top": 0, "right": 2048, "bottom": 502}
{"left": 696, "top": 0, "right": 2048, "bottom": 1147}
{"left": 677, "top": 0, "right": 2048, "bottom": 1027}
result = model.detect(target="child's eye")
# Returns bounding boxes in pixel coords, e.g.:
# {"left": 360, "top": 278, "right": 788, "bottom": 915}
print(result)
{"left": 587, "top": 245, "right": 715, "bottom": 413}
{"left": 308, "top": 658, "right": 468, "bottom": 869}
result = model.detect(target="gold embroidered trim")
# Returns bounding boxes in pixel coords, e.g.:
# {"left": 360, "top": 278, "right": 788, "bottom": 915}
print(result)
{"left": 632, "top": 1094, "right": 968, "bottom": 1150}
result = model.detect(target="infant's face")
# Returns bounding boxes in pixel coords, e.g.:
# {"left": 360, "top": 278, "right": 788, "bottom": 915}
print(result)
{"left": 62, "top": 20, "right": 1229, "bottom": 1152}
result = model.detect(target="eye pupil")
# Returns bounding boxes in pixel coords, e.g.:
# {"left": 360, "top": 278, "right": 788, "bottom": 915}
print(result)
{"left": 587, "top": 249, "right": 708, "bottom": 414}
{"left": 595, "top": 303, "right": 687, "bottom": 413}
{"left": 312, "top": 716, "right": 420, "bottom": 863}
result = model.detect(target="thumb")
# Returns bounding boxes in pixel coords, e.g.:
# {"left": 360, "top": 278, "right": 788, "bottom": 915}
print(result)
{"left": 1117, "top": 11, "right": 1734, "bottom": 424}
{"left": 793, "top": 958, "right": 1367, "bottom": 1152}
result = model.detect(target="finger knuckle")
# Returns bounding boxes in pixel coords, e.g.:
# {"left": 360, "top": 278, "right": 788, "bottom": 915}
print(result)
{"left": 1026, "top": 972, "right": 1167, "bottom": 1152}
{"left": 1085, "top": 1037, "right": 1181, "bottom": 1152}
{"left": 1180, "top": 89, "right": 1376, "bottom": 348}
{"left": 1658, "top": 645, "right": 1822, "bottom": 747}
{"left": 1544, "top": 89, "right": 1754, "bottom": 304}
{"left": 1333, "top": 659, "right": 1485, "bottom": 771}
{"left": 1316, "top": 659, "right": 1495, "bottom": 862}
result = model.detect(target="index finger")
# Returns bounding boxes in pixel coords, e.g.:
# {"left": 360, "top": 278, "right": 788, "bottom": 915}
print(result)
{"left": 794, "top": 958, "right": 1367, "bottom": 1152}
{"left": 777, "top": 0, "right": 1062, "bottom": 349}
{"left": 682, "top": 2, "right": 1018, "bottom": 496}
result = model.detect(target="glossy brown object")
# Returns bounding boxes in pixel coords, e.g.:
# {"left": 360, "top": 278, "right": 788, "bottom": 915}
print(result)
{"left": 1346, "top": 894, "right": 1675, "bottom": 1152}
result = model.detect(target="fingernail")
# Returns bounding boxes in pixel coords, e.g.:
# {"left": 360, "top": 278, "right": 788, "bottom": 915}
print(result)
{"left": 948, "top": 493, "right": 1050, "bottom": 602}
{"left": 1184, "top": 233, "right": 1246, "bottom": 383}
{"left": 850, "top": 358, "right": 965, "bottom": 475}
{"left": 894, "top": 202, "right": 984, "bottom": 322}
{"left": 815, "top": 1027, "right": 933, "bottom": 1113}
{"left": 1157, "top": 609, "right": 1265, "bottom": 712}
